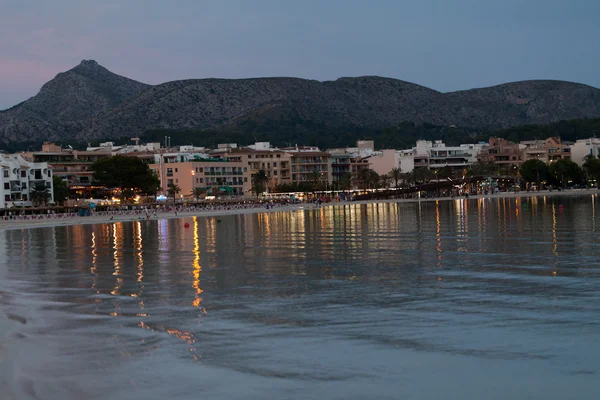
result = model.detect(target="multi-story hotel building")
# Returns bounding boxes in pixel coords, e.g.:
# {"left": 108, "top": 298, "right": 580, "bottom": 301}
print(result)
{"left": 283, "top": 147, "right": 333, "bottom": 185}
{"left": 150, "top": 155, "right": 251, "bottom": 198}
{"left": 0, "top": 153, "right": 54, "bottom": 208}
{"left": 477, "top": 137, "right": 524, "bottom": 169}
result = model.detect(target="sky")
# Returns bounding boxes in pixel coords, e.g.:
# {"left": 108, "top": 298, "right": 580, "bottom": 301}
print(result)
{"left": 1, "top": 0, "right": 599, "bottom": 109}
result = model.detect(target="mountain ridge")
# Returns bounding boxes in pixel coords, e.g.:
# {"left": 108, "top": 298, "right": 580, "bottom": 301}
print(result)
{"left": 1, "top": 60, "right": 599, "bottom": 144}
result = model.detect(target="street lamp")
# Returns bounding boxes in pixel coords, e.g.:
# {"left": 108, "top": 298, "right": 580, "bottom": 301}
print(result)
{"left": 191, "top": 170, "right": 196, "bottom": 201}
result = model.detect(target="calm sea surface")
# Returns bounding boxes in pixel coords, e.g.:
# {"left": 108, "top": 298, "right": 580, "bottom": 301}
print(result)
{"left": 1, "top": 196, "right": 600, "bottom": 400}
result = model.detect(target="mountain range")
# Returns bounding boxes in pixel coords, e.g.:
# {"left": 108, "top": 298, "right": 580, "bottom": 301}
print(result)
{"left": 1, "top": 60, "right": 599, "bottom": 145}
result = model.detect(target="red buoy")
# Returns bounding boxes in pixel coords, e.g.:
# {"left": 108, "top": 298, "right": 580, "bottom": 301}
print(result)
{"left": 184, "top": 223, "right": 190, "bottom": 228}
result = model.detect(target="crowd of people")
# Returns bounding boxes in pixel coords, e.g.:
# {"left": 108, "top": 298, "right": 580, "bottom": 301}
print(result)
{"left": 0, "top": 200, "right": 298, "bottom": 221}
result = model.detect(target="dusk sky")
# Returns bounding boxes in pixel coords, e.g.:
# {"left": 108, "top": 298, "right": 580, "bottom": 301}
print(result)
{"left": 1, "top": 0, "right": 598, "bottom": 109}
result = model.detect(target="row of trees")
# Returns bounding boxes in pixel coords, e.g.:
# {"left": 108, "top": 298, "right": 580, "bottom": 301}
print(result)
{"left": 518, "top": 156, "right": 600, "bottom": 187}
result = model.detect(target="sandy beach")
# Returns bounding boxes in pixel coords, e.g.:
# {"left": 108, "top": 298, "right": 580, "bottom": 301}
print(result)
{"left": 0, "top": 188, "right": 597, "bottom": 232}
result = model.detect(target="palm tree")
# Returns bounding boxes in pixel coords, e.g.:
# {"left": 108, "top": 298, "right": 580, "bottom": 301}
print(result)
{"left": 379, "top": 174, "right": 390, "bottom": 189}
{"left": 252, "top": 169, "right": 270, "bottom": 196}
{"left": 168, "top": 184, "right": 181, "bottom": 202}
{"left": 30, "top": 182, "right": 50, "bottom": 206}
{"left": 356, "top": 168, "right": 371, "bottom": 191}
{"left": 307, "top": 170, "right": 322, "bottom": 190}
{"left": 388, "top": 167, "right": 402, "bottom": 188}
{"left": 356, "top": 168, "right": 379, "bottom": 191}
{"left": 192, "top": 187, "right": 204, "bottom": 201}
{"left": 338, "top": 172, "right": 353, "bottom": 190}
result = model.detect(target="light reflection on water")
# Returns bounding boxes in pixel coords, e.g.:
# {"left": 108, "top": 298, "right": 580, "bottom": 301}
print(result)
{"left": 1, "top": 196, "right": 600, "bottom": 399}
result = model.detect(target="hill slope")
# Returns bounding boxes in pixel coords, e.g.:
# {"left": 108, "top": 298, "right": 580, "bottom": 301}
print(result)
{"left": 0, "top": 60, "right": 150, "bottom": 142}
{"left": 1, "top": 61, "right": 599, "bottom": 144}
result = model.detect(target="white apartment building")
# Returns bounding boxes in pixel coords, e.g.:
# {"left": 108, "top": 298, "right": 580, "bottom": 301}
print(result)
{"left": 397, "top": 140, "right": 484, "bottom": 173}
{"left": 0, "top": 154, "right": 54, "bottom": 209}
{"left": 570, "top": 138, "right": 600, "bottom": 166}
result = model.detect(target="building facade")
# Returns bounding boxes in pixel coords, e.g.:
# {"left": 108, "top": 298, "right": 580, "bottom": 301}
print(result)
{"left": 27, "top": 142, "right": 112, "bottom": 198}
{"left": 150, "top": 157, "right": 251, "bottom": 198}
{"left": 477, "top": 137, "right": 523, "bottom": 169}
{"left": 569, "top": 138, "right": 600, "bottom": 166}
{"left": 521, "top": 137, "right": 571, "bottom": 163}
{"left": 0, "top": 154, "right": 54, "bottom": 209}
{"left": 285, "top": 149, "right": 333, "bottom": 185}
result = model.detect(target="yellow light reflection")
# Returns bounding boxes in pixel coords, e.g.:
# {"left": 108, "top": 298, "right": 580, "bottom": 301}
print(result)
{"left": 111, "top": 223, "right": 123, "bottom": 296}
{"left": 192, "top": 217, "right": 203, "bottom": 308}
{"left": 134, "top": 221, "right": 144, "bottom": 283}
{"left": 90, "top": 231, "right": 98, "bottom": 294}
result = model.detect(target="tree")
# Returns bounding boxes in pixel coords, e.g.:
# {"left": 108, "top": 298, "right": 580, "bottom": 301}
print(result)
{"left": 388, "top": 167, "right": 402, "bottom": 188}
{"left": 413, "top": 167, "right": 434, "bottom": 184}
{"left": 307, "top": 170, "right": 322, "bottom": 189}
{"left": 379, "top": 174, "right": 390, "bottom": 189}
{"left": 583, "top": 156, "right": 600, "bottom": 185}
{"left": 468, "top": 161, "right": 497, "bottom": 177}
{"left": 52, "top": 176, "right": 69, "bottom": 204}
{"left": 91, "top": 156, "right": 159, "bottom": 198}
{"left": 252, "top": 169, "right": 270, "bottom": 196}
{"left": 437, "top": 166, "right": 453, "bottom": 180}
{"left": 548, "top": 159, "right": 583, "bottom": 187}
{"left": 356, "top": 168, "right": 379, "bottom": 191}
{"left": 338, "top": 172, "right": 353, "bottom": 190}
{"left": 519, "top": 159, "right": 548, "bottom": 187}
{"left": 30, "top": 182, "right": 50, "bottom": 206}
{"left": 168, "top": 184, "right": 181, "bottom": 201}
{"left": 192, "top": 187, "right": 205, "bottom": 201}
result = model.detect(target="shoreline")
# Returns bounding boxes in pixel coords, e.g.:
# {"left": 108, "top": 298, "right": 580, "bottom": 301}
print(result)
{"left": 0, "top": 189, "right": 597, "bottom": 231}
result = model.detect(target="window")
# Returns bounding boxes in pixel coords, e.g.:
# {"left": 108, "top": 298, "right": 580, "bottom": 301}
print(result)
{"left": 175, "top": 168, "right": 178, "bottom": 173}
{"left": 196, "top": 178, "right": 199, "bottom": 183}
{"left": 244, "top": 177, "right": 248, "bottom": 182}
{"left": 276, "top": 154, "right": 281, "bottom": 158}
{"left": 274, "top": 171, "right": 278, "bottom": 176}
{"left": 3, "top": 170, "right": 8, "bottom": 178}
{"left": 46, "top": 182, "right": 51, "bottom": 188}
{"left": 166, "top": 168, "right": 173, "bottom": 176}
{"left": 21, "top": 170, "right": 26, "bottom": 178}
{"left": 243, "top": 167, "right": 247, "bottom": 172}
{"left": 273, "top": 162, "right": 277, "bottom": 167}
{"left": 167, "top": 179, "right": 174, "bottom": 186}
{"left": 4, "top": 195, "right": 9, "bottom": 201}
{"left": 22, "top": 194, "right": 27, "bottom": 201}
{"left": 47, "top": 170, "right": 51, "bottom": 177}
{"left": 22, "top": 182, "right": 27, "bottom": 189}
{"left": 4, "top": 183, "right": 9, "bottom": 190}
{"left": 199, "top": 168, "right": 203, "bottom": 172}
{"left": 200, "top": 178, "right": 204, "bottom": 183}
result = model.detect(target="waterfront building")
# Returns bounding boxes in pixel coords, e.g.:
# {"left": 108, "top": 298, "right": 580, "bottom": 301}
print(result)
{"left": 0, "top": 153, "right": 53, "bottom": 208}
{"left": 477, "top": 137, "right": 523, "bottom": 171}
{"left": 521, "top": 137, "right": 571, "bottom": 163}
{"left": 569, "top": 138, "right": 600, "bottom": 166}
{"left": 215, "top": 142, "right": 292, "bottom": 189}
{"left": 397, "top": 140, "right": 483, "bottom": 174}
{"left": 367, "top": 149, "right": 400, "bottom": 176}
{"left": 27, "top": 142, "right": 112, "bottom": 198}
{"left": 150, "top": 156, "right": 251, "bottom": 198}
{"left": 282, "top": 147, "right": 333, "bottom": 186}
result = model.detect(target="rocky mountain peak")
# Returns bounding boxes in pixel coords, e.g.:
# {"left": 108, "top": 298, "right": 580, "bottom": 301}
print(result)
{"left": 1, "top": 61, "right": 600, "bottom": 145}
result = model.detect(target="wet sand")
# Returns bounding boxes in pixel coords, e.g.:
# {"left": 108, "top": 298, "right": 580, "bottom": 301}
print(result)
{"left": 0, "top": 188, "right": 596, "bottom": 232}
